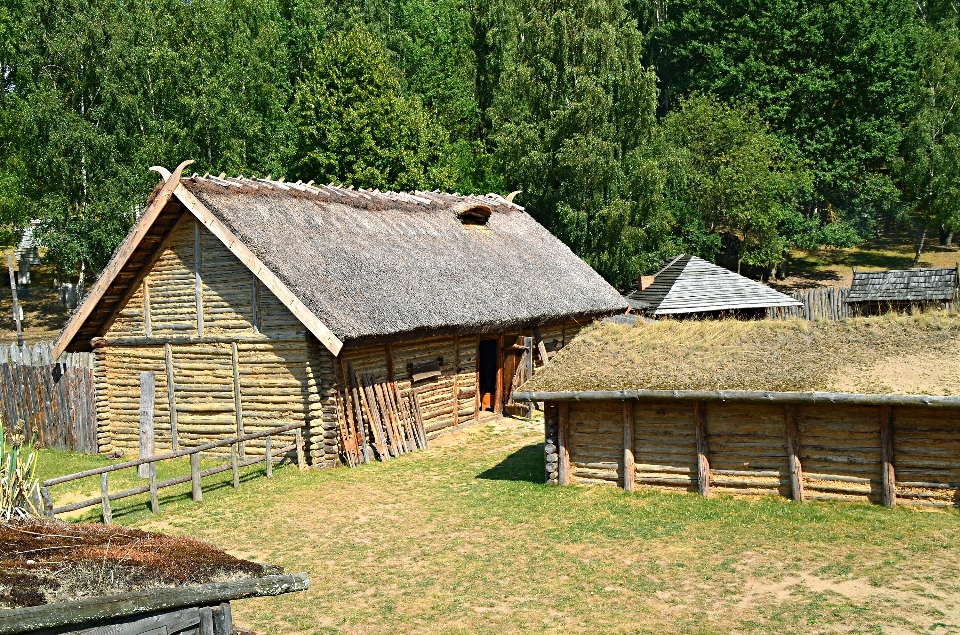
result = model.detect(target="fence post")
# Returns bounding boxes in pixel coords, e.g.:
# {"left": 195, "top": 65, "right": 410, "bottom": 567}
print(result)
{"left": 100, "top": 472, "right": 112, "bottom": 525}
{"left": 138, "top": 372, "right": 156, "bottom": 478}
{"left": 41, "top": 485, "right": 54, "bottom": 517}
{"left": 295, "top": 427, "right": 306, "bottom": 470}
{"left": 265, "top": 435, "right": 273, "bottom": 478}
{"left": 149, "top": 461, "right": 159, "bottom": 514}
{"left": 231, "top": 442, "right": 240, "bottom": 489}
{"left": 523, "top": 337, "right": 534, "bottom": 418}
{"left": 190, "top": 452, "right": 202, "bottom": 501}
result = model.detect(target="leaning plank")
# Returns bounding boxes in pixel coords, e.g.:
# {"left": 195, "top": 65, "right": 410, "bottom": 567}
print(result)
{"left": 0, "top": 573, "right": 310, "bottom": 635}
{"left": 784, "top": 404, "right": 805, "bottom": 502}
{"left": 623, "top": 400, "right": 635, "bottom": 492}
{"left": 694, "top": 400, "right": 710, "bottom": 497}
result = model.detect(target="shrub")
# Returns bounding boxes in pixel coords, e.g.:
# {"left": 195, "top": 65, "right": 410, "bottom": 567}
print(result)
{"left": 1, "top": 419, "right": 41, "bottom": 520}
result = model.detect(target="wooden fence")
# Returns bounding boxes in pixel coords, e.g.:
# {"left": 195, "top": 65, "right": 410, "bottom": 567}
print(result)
{"left": 0, "top": 342, "right": 96, "bottom": 454}
{"left": 766, "top": 287, "right": 853, "bottom": 321}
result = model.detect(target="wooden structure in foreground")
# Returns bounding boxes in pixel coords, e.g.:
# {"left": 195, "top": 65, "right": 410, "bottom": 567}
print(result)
{"left": 515, "top": 390, "right": 960, "bottom": 508}
{"left": 1, "top": 573, "right": 308, "bottom": 635}
{"left": 53, "top": 161, "right": 626, "bottom": 467}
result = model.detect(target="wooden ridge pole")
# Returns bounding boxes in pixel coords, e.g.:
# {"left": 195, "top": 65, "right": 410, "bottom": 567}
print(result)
{"left": 622, "top": 400, "right": 635, "bottom": 492}
{"left": 880, "top": 405, "right": 896, "bottom": 508}
{"left": 785, "top": 404, "right": 804, "bottom": 502}
{"left": 694, "top": 401, "right": 710, "bottom": 497}
{"left": 558, "top": 402, "right": 570, "bottom": 486}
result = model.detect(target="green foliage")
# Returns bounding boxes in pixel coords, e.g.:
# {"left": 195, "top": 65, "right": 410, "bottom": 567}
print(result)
{"left": 1, "top": 419, "right": 41, "bottom": 520}
{"left": 660, "top": 94, "right": 814, "bottom": 270}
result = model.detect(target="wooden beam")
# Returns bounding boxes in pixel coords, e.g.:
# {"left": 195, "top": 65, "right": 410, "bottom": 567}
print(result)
{"left": 194, "top": 219, "right": 204, "bottom": 337}
{"left": 174, "top": 184, "right": 344, "bottom": 356}
{"left": 142, "top": 277, "right": 152, "bottom": 337}
{"left": 623, "top": 400, "right": 635, "bottom": 492}
{"left": 231, "top": 342, "right": 244, "bottom": 458}
{"left": 785, "top": 404, "right": 804, "bottom": 502}
{"left": 53, "top": 160, "right": 193, "bottom": 359}
{"left": 251, "top": 273, "right": 260, "bottom": 334}
{"left": 138, "top": 372, "right": 156, "bottom": 479}
{"left": 532, "top": 326, "right": 549, "bottom": 365}
{"left": 880, "top": 405, "right": 896, "bottom": 508}
{"left": 494, "top": 334, "right": 504, "bottom": 414}
{"left": 164, "top": 343, "right": 179, "bottom": 450}
{"left": 558, "top": 402, "right": 570, "bottom": 486}
{"left": 694, "top": 400, "right": 710, "bottom": 497}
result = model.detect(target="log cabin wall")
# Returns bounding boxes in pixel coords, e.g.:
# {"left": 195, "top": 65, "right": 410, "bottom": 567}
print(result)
{"left": 551, "top": 398, "right": 960, "bottom": 507}
{"left": 96, "top": 214, "right": 337, "bottom": 465}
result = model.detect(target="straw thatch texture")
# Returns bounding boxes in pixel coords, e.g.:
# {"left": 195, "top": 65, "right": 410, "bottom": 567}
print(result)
{"left": 182, "top": 177, "right": 626, "bottom": 344}
{"left": 521, "top": 312, "right": 960, "bottom": 395}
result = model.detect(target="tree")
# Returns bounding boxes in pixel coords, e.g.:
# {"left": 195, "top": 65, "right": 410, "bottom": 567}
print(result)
{"left": 290, "top": 26, "right": 451, "bottom": 190}
{"left": 898, "top": 19, "right": 960, "bottom": 263}
{"left": 487, "top": 0, "right": 661, "bottom": 288}
{"left": 660, "top": 93, "right": 813, "bottom": 274}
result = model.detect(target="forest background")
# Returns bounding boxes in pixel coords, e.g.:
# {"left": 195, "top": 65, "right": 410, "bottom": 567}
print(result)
{"left": 0, "top": 0, "right": 958, "bottom": 291}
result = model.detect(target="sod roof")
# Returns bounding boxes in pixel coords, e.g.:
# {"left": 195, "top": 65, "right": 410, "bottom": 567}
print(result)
{"left": 520, "top": 312, "right": 960, "bottom": 396}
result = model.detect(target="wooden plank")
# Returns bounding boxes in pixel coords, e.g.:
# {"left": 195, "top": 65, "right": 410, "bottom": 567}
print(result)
{"left": 101, "top": 472, "right": 112, "bottom": 525}
{"left": 785, "top": 404, "right": 804, "bottom": 501}
{"left": 623, "top": 400, "right": 635, "bottom": 492}
{"left": 165, "top": 343, "right": 178, "bottom": 450}
{"left": 194, "top": 219, "right": 204, "bottom": 337}
{"left": 558, "top": 402, "right": 570, "bottom": 485}
{"left": 190, "top": 453, "right": 202, "bottom": 501}
{"left": 880, "top": 405, "right": 896, "bottom": 507}
{"left": 694, "top": 400, "right": 710, "bottom": 497}
{"left": 230, "top": 443, "right": 239, "bottom": 488}
{"left": 138, "top": 372, "right": 156, "bottom": 479}
{"left": 231, "top": 342, "right": 244, "bottom": 458}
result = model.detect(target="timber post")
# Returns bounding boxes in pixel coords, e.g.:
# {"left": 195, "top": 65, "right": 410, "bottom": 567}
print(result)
{"left": 557, "top": 401, "right": 570, "bottom": 486}
{"left": 880, "top": 405, "right": 896, "bottom": 507}
{"left": 785, "top": 404, "right": 804, "bottom": 502}
{"left": 694, "top": 400, "right": 710, "bottom": 497}
{"left": 523, "top": 336, "right": 534, "bottom": 418}
{"left": 190, "top": 453, "right": 202, "bottom": 501}
{"left": 100, "top": 472, "right": 112, "bottom": 525}
{"left": 230, "top": 443, "right": 239, "bottom": 489}
{"left": 231, "top": 342, "right": 244, "bottom": 458}
{"left": 494, "top": 334, "right": 504, "bottom": 414}
{"left": 149, "top": 461, "right": 159, "bottom": 514}
{"left": 265, "top": 435, "right": 272, "bottom": 478}
{"left": 138, "top": 372, "right": 156, "bottom": 479}
{"left": 622, "top": 400, "right": 635, "bottom": 492}
{"left": 164, "top": 343, "right": 178, "bottom": 450}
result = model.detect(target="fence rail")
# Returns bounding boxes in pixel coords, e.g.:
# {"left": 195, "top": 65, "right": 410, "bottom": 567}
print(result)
{"left": 41, "top": 422, "right": 306, "bottom": 523}
{"left": 0, "top": 342, "right": 96, "bottom": 453}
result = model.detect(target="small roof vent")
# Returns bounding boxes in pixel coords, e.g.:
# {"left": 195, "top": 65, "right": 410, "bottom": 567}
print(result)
{"left": 455, "top": 203, "right": 493, "bottom": 226}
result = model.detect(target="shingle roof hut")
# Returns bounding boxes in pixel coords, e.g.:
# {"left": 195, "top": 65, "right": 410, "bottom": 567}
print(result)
{"left": 623, "top": 254, "right": 800, "bottom": 317}
{"left": 846, "top": 267, "right": 959, "bottom": 314}
{"left": 514, "top": 315, "right": 960, "bottom": 508}
{"left": 54, "top": 161, "right": 626, "bottom": 466}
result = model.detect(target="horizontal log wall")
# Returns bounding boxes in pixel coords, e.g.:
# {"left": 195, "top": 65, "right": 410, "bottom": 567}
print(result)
{"left": 555, "top": 398, "right": 960, "bottom": 507}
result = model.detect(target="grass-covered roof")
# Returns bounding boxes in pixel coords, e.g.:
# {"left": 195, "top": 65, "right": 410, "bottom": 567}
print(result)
{"left": 520, "top": 312, "right": 960, "bottom": 396}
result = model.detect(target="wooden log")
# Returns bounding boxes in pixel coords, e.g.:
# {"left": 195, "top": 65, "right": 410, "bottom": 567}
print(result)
{"left": 101, "top": 472, "right": 112, "bottom": 525}
{"left": 265, "top": 435, "right": 272, "bottom": 477}
{"left": 784, "top": 404, "right": 804, "bottom": 502}
{"left": 190, "top": 453, "right": 202, "bottom": 501}
{"left": 138, "top": 372, "right": 156, "bottom": 479}
{"left": 494, "top": 334, "right": 504, "bottom": 414}
{"left": 231, "top": 443, "right": 240, "bottom": 488}
{"left": 149, "top": 462, "right": 159, "bottom": 514}
{"left": 623, "top": 400, "right": 635, "bottom": 492}
{"left": 880, "top": 405, "right": 896, "bottom": 508}
{"left": 523, "top": 337, "right": 534, "bottom": 418}
{"left": 694, "top": 400, "right": 710, "bottom": 497}
{"left": 558, "top": 402, "right": 570, "bottom": 486}
{"left": 231, "top": 342, "right": 244, "bottom": 458}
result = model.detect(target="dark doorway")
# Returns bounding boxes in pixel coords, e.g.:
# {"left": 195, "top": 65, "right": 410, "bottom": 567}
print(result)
{"left": 478, "top": 339, "right": 499, "bottom": 411}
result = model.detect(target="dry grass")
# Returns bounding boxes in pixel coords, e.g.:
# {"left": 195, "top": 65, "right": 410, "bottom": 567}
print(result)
{"left": 33, "top": 419, "right": 960, "bottom": 634}
{"left": 521, "top": 311, "right": 960, "bottom": 395}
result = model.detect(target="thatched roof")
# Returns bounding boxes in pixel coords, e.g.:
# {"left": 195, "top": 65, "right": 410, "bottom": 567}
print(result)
{"left": 847, "top": 267, "right": 959, "bottom": 303}
{"left": 623, "top": 255, "right": 800, "bottom": 315}
{"left": 520, "top": 312, "right": 960, "bottom": 396}
{"left": 182, "top": 176, "right": 626, "bottom": 345}
{"left": 54, "top": 165, "right": 626, "bottom": 356}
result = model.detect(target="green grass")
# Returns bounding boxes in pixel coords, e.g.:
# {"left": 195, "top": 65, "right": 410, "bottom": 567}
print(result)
{"left": 35, "top": 420, "right": 960, "bottom": 634}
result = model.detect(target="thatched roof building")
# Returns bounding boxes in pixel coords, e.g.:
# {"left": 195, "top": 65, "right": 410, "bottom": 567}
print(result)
{"left": 54, "top": 161, "right": 625, "bottom": 467}
{"left": 513, "top": 314, "right": 960, "bottom": 508}
{"left": 623, "top": 255, "right": 800, "bottom": 317}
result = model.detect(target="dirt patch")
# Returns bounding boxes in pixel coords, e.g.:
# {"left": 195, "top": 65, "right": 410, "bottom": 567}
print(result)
{"left": 833, "top": 351, "right": 960, "bottom": 396}
{"left": 0, "top": 518, "right": 274, "bottom": 608}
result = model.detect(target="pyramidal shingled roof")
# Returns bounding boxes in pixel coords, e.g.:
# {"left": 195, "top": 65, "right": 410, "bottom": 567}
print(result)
{"left": 624, "top": 255, "right": 801, "bottom": 315}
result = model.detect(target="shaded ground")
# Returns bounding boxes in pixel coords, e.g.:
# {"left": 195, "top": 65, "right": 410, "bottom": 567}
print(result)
{"left": 0, "top": 518, "right": 270, "bottom": 608}
{"left": 35, "top": 418, "right": 960, "bottom": 634}
{"left": 0, "top": 254, "right": 80, "bottom": 344}
{"left": 776, "top": 230, "right": 960, "bottom": 290}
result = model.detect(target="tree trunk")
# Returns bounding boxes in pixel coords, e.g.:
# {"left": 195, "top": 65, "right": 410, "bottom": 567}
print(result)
{"left": 912, "top": 228, "right": 927, "bottom": 268}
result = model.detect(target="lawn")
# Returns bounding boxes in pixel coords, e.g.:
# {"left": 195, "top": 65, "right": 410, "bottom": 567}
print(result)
{"left": 35, "top": 417, "right": 960, "bottom": 635}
